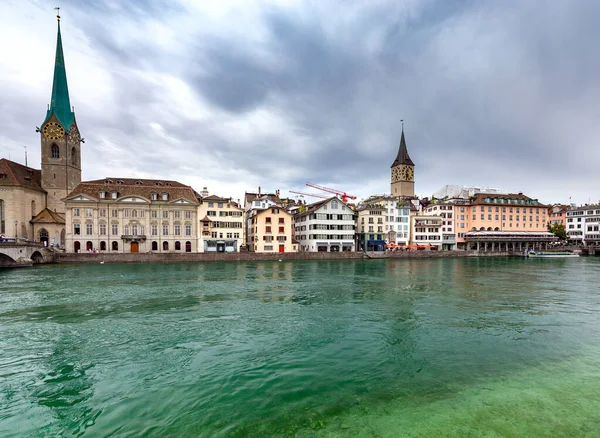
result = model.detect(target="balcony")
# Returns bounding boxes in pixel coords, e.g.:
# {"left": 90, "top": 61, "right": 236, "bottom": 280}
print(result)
{"left": 121, "top": 235, "right": 147, "bottom": 241}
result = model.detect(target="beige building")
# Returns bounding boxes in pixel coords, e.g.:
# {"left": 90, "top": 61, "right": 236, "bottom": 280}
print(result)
{"left": 64, "top": 178, "right": 199, "bottom": 253}
{"left": 198, "top": 191, "right": 245, "bottom": 252}
{"left": 246, "top": 198, "right": 297, "bottom": 253}
{"left": 411, "top": 215, "right": 443, "bottom": 248}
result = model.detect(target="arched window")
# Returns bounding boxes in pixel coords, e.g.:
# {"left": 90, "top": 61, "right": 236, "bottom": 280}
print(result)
{"left": 175, "top": 241, "right": 181, "bottom": 251}
{"left": 0, "top": 199, "right": 5, "bottom": 234}
{"left": 71, "top": 147, "right": 77, "bottom": 165}
{"left": 39, "top": 229, "right": 49, "bottom": 245}
{"left": 163, "top": 241, "right": 169, "bottom": 251}
{"left": 185, "top": 241, "right": 192, "bottom": 252}
{"left": 74, "top": 241, "right": 81, "bottom": 252}
{"left": 86, "top": 241, "right": 93, "bottom": 251}
{"left": 112, "top": 241, "right": 119, "bottom": 250}
{"left": 51, "top": 144, "right": 60, "bottom": 159}
{"left": 31, "top": 200, "right": 36, "bottom": 218}
{"left": 152, "top": 241, "right": 158, "bottom": 251}
{"left": 100, "top": 241, "right": 106, "bottom": 251}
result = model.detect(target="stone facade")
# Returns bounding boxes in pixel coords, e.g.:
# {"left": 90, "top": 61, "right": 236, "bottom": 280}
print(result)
{"left": 198, "top": 194, "right": 245, "bottom": 252}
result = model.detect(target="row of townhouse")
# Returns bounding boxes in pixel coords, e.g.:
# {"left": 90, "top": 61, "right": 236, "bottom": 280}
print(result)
{"left": 354, "top": 196, "right": 413, "bottom": 251}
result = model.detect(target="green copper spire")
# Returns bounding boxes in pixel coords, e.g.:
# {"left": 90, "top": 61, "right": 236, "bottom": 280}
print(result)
{"left": 43, "top": 13, "right": 74, "bottom": 129}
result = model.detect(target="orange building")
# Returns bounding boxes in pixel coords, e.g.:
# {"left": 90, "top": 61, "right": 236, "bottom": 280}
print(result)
{"left": 450, "top": 193, "right": 548, "bottom": 249}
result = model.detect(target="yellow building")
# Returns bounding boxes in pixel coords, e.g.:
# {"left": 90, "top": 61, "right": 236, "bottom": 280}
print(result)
{"left": 248, "top": 206, "right": 296, "bottom": 253}
{"left": 198, "top": 193, "right": 245, "bottom": 252}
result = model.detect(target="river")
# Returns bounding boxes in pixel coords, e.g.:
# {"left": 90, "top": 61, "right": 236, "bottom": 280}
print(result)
{"left": 1, "top": 257, "right": 599, "bottom": 436}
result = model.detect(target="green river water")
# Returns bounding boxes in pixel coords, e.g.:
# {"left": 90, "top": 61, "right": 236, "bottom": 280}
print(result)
{"left": 1, "top": 257, "right": 599, "bottom": 437}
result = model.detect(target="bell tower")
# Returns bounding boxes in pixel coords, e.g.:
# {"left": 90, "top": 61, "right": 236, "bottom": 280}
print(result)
{"left": 390, "top": 123, "right": 415, "bottom": 198}
{"left": 40, "top": 10, "right": 82, "bottom": 214}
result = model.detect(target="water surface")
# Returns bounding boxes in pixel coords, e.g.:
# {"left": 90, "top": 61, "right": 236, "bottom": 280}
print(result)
{"left": 1, "top": 257, "right": 599, "bottom": 436}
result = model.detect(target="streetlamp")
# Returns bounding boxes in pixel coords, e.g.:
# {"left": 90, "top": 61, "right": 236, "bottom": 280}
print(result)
{"left": 14, "top": 220, "right": 18, "bottom": 240}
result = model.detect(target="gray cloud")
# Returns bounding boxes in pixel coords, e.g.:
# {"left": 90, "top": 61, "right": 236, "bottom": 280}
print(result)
{"left": 2, "top": 0, "right": 599, "bottom": 204}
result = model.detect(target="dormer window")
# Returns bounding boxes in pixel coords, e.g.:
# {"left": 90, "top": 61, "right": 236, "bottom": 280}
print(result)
{"left": 116, "top": 179, "right": 124, "bottom": 184}
{"left": 111, "top": 191, "right": 118, "bottom": 199}
{"left": 99, "top": 191, "right": 106, "bottom": 199}
{"left": 135, "top": 180, "right": 143, "bottom": 185}
{"left": 104, "top": 179, "right": 113, "bottom": 184}
{"left": 165, "top": 182, "right": 172, "bottom": 186}
{"left": 151, "top": 192, "right": 158, "bottom": 201}
{"left": 155, "top": 181, "right": 163, "bottom": 186}
{"left": 162, "top": 193, "right": 168, "bottom": 201}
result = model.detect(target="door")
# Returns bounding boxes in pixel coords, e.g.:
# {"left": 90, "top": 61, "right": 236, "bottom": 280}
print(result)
{"left": 131, "top": 242, "right": 139, "bottom": 253}
{"left": 279, "top": 245, "right": 285, "bottom": 253}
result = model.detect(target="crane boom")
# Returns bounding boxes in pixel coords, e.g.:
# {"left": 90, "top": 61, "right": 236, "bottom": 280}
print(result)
{"left": 289, "top": 190, "right": 329, "bottom": 199}
{"left": 305, "top": 183, "right": 357, "bottom": 203}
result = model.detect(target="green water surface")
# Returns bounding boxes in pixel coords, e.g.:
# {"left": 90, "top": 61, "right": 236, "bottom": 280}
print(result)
{"left": 1, "top": 257, "right": 599, "bottom": 437}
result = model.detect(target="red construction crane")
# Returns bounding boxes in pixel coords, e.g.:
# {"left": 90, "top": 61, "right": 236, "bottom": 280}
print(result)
{"left": 289, "top": 190, "right": 330, "bottom": 199}
{"left": 306, "top": 183, "right": 357, "bottom": 203}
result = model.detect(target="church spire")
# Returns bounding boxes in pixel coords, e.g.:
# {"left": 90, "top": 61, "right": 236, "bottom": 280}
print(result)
{"left": 391, "top": 122, "right": 414, "bottom": 167}
{"left": 43, "top": 9, "right": 74, "bottom": 129}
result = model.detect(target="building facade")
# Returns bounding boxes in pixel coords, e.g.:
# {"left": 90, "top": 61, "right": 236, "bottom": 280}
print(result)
{"left": 64, "top": 178, "right": 199, "bottom": 253}
{"left": 423, "top": 203, "right": 456, "bottom": 250}
{"left": 294, "top": 197, "right": 355, "bottom": 252}
{"left": 247, "top": 205, "right": 296, "bottom": 253}
{"left": 566, "top": 205, "right": 600, "bottom": 245}
{"left": 355, "top": 204, "right": 387, "bottom": 251}
{"left": 411, "top": 215, "right": 442, "bottom": 248}
{"left": 198, "top": 194, "right": 244, "bottom": 252}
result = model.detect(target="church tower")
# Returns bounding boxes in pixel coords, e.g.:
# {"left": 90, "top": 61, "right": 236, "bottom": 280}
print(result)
{"left": 40, "top": 12, "right": 82, "bottom": 214}
{"left": 390, "top": 125, "right": 415, "bottom": 198}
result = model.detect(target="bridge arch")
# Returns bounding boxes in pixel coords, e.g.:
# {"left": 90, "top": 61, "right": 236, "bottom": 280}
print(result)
{"left": 0, "top": 252, "right": 16, "bottom": 267}
{"left": 30, "top": 251, "right": 44, "bottom": 264}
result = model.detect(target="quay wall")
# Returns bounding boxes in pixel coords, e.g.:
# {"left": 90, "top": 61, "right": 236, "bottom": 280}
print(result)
{"left": 54, "top": 250, "right": 512, "bottom": 264}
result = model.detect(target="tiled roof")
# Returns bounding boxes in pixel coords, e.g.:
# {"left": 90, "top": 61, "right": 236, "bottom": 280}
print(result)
{"left": 244, "top": 192, "right": 282, "bottom": 205}
{"left": 0, "top": 159, "right": 45, "bottom": 192}
{"left": 294, "top": 197, "right": 346, "bottom": 218}
{"left": 66, "top": 178, "right": 198, "bottom": 203}
{"left": 469, "top": 193, "right": 543, "bottom": 206}
{"left": 31, "top": 208, "right": 65, "bottom": 224}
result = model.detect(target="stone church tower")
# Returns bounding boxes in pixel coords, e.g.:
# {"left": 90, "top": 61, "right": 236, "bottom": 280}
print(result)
{"left": 390, "top": 126, "right": 415, "bottom": 198}
{"left": 39, "top": 14, "right": 82, "bottom": 214}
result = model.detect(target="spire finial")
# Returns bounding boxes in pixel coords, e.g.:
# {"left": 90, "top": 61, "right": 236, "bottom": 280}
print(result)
{"left": 54, "top": 6, "right": 60, "bottom": 22}
{"left": 401, "top": 119, "right": 404, "bottom": 131}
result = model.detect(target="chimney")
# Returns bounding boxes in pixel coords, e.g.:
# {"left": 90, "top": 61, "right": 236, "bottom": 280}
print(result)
{"left": 258, "top": 186, "right": 261, "bottom": 195}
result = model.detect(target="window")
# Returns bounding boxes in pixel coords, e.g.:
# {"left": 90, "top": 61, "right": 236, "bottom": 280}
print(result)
{"left": 264, "top": 245, "right": 273, "bottom": 251}
{"left": 207, "top": 211, "right": 216, "bottom": 216}
{"left": 74, "top": 224, "right": 81, "bottom": 235}
{"left": 151, "top": 193, "right": 158, "bottom": 201}
{"left": 175, "top": 210, "right": 181, "bottom": 219}
{"left": 279, "top": 226, "right": 284, "bottom": 233}
{"left": 266, "top": 217, "right": 272, "bottom": 223}
{"left": 151, "top": 225, "right": 158, "bottom": 236}
{"left": 86, "top": 224, "right": 93, "bottom": 235}
{"left": 175, "top": 241, "right": 181, "bottom": 251}
{"left": 73, "top": 208, "right": 80, "bottom": 217}
{"left": 185, "top": 211, "right": 191, "bottom": 219}
{"left": 132, "top": 209, "right": 138, "bottom": 218}
{"left": 162, "top": 210, "right": 169, "bottom": 219}
{"left": 112, "top": 209, "right": 118, "bottom": 218}
{"left": 151, "top": 210, "right": 158, "bottom": 219}
{"left": 99, "top": 208, "right": 106, "bottom": 217}
{"left": 162, "top": 225, "right": 169, "bottom": 235}
{"left": 124, "top": 225, "right": 129, "bottom": 235}
{"left": 51, "top": 144, "right": 60, "bottom": 159}
{"left": 162, "top": 193, "right": 168, "bottom": 201}
{"left": 99, "top": 191, "right": 105, "bottom": 199}
{"left": 208, "top": 202, "right": 214, "bottom": 208}
{"left": 175, "top": 225, "right": 181, "bottom": 236}
{"left": 112, "top": 224, "right": 118, "bottom": 235}
{"left": 111, "top": 192, "right": 118, "bottom": 199}
{"left": 218, "top": 203, "right": 223, "bottom": 208}
{"left": 185, "top": 225, "right": 191, "bottom": 236}
{"left": 132, "top": 225, "right": 138, "bottom": 236}
{"left": 124, "top": 209, "right": 130, "bottom": 218}
{"left": 211, "top": 232, "right": 217, "bottom": 238}
{"left": 266, "top": 226, "right": 272, "bottom": 233}
{"left": 86, "top": 208, "right": 93, "bottom": 217}
{"left": 272, "top": 208, "right": 279, "bottom": 214}
{"left": 278, "top": 218, "right": 284, "bottom": 224}
{"left": 99, "top": 224, "right": 107, "bottom": 235}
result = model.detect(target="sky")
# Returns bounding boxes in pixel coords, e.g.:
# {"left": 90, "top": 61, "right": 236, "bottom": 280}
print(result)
{"left": 1, "top": 0, "right": 599, "bottom": 206}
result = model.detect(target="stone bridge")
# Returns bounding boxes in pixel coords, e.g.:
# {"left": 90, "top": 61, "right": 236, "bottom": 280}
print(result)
{"left": 0, "top": 241, "right": 56, "bottom": 267}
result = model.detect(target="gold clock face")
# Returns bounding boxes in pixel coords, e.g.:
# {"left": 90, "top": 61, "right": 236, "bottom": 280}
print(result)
{"left": 406, "top": 167, "right": 414, "bottom": 181}
{"left": 391, "top": 167, "right": 400, "bottom": 182}
{"left": 69, "top": 126, "right": 80, "bottom": 144}
{"left": 43, "top": 122, "right": 65, "bottom": 140}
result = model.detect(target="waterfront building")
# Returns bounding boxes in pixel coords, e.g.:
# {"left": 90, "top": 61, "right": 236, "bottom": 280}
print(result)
{"left": 293, "top": 197, "right": 355, "bottom": 252}
{"left": 64, "top": 178, "right": 199, "bottom": 253}
{"left": 422, "top": 203, "right": 456, "bottom": 250}
{"left": 411, "top": 215, "right": 443, "bottom": 249}
{"left": 359, "top": 195, "right": 412, "bottom": 247}
{"left": 566, "top": 205, "right": 600, "bottom": 245}
{"left": 245, "top": 189, "right": 296, "bottom": 252}
{"left": 390, "top": 127, "right": 415, "bottom": 199}
{"left": 197, "top": 192, "right": 244, "bottom": 252}
{"left": 355, "top": 203, "right": 387, "bottom": 251}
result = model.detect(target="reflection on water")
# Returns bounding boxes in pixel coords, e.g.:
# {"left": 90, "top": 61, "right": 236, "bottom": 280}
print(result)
{"left": 1, "top": 257, "right": 599, "bottom": 437}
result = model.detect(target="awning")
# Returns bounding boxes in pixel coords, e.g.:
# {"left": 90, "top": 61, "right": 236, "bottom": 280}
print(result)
{"left": 367, "top": 240, "right": 386, "bottom": 245}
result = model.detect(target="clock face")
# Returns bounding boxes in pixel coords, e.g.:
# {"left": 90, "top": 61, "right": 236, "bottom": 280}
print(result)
{"left": 407, "top": 167, "right": 414, "bottom": 181}
{"left": 69, "top": 126, "right": 80, "bottom": 144}
{"left": 391, "top": 167, "right": 400, "bottom": 182}
{"left": 43, "top": 122, "right": 65, "bottom": 140}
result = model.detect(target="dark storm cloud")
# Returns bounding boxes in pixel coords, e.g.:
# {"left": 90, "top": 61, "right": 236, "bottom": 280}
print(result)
{"left": 2, "top": 0, "right": 599, "bottom": 203}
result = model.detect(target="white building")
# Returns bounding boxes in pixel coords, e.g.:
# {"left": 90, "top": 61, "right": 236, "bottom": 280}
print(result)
{"left": 198, "top": 193, "right": 244, "bottom": 252}
{"left": 411, "top": 215, "right": 442, "bottom": 249}
{"left": 432, "top": 185, "right": 506, "bottom": 200}
{"left": 294, "top": 197, "right": 355, "bottom": 252}
{"left": 566, "top": 205, "right": 600, "bottom": 245}
{"left": 358, "top": 196, "right": 412, "bottom": 247}
{"left": 423, "top": 203, "right": 457, "bottom": 250}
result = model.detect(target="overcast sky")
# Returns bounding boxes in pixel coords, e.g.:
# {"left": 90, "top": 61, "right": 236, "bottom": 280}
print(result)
{"left": 1, "top": 0, "right": 599, "bottom": 205}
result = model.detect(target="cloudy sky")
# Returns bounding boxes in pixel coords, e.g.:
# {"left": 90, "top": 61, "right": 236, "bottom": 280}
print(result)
{"left": 2, "top": 0, "right": 599, "bottom": 205}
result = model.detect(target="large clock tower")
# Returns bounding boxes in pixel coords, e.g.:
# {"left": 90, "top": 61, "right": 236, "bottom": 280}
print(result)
{"left": 40, "top": 13, "right": 82, "bottom": 214}
{"left": 390, "top": 125, "right": 415, "bottom": 198}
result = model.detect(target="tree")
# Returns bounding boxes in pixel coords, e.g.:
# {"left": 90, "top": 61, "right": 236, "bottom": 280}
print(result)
{"left": 548, "top": 223, "right": 567, "bottom": 240}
